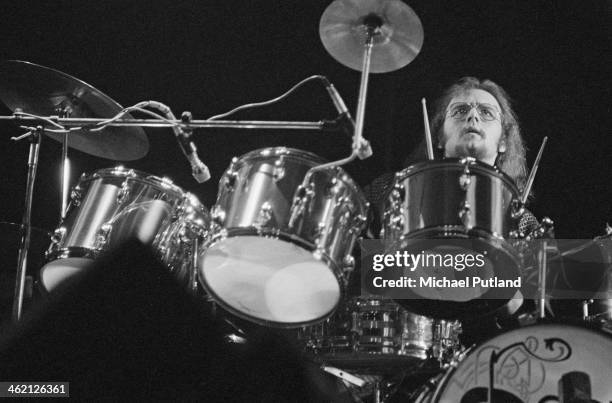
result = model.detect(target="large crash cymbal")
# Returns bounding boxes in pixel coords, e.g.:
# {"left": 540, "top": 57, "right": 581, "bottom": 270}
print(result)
{"left": 320, "top": 0, "right": 424, "bottom": 73}
{"left": 0, "top": 60, "right": 148, "bottom": 161}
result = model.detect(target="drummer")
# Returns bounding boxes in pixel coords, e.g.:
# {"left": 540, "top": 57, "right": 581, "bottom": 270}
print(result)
{"left": 366, "top": 76, "right": 531, "bottom": 235}
{"left": 363, "top": 77, "right": 538, "bottom": 342}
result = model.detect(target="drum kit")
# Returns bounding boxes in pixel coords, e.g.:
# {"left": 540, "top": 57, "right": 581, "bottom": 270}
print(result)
{"left": 1, "top": 0, "right": 611, "bottom": 402}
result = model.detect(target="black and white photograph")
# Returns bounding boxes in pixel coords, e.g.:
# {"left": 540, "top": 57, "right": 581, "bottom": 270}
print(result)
{"left": 0, "top": 0, "right": 610, "bottom": 401}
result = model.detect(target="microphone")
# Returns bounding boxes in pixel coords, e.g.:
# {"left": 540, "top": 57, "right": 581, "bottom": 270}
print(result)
{"left": 172, "top": 111, "right": 210, "bottom": 184}
{"left": 323, "top": 78, "right": 354, "bottom": 133}
{"left": 322, "top": 77, "right": 372, "bottom": 159}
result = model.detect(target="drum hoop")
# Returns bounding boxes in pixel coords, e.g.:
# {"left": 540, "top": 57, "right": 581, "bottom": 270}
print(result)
{"left": 230, "top": 147, "right": 369, "bottom": 211}
{"left": 79, "top": 167, "right": 187, "bottom": 199}
{"left": 198, "top": 228, "right": 345, "bottom": 328}
{"left": 397, "top": 159, "right": 519, "bottom": 195}
{"left": 237, "top": 146, "right": 326, "bottom": 165}
{"left": 45, "top": 246, "right": 100, "bottom": 262}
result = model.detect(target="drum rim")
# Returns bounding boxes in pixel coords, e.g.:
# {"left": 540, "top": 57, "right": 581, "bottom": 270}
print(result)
{"left": 78, "top": 166, "right": 188, "bottom": 199}
{"left": 396, "top": 158, "right": 520, "bottom": 195}
{"left": 429, "top": 322, "right": 612, "bottom": 402}
{"left": 197, "top": 228, "right": 345, "bottom": 328}
{"left": 237, "top": 146, "right": 327, "bottom": 165}
{"left": 227, "top": 147, "right": 370, "bottom": 211}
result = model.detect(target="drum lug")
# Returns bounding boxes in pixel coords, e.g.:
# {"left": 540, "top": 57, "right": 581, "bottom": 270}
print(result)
{"left": 173, "top": 203, "right": 185, "bottom": 222}
{"left": 459, "top": 156, "right": 476, "bottom": 166}
{"left": 223, "top": 158, "right": 239, "bottom": 190}
{"left": 117, "top": 180, "right": 131, "bottom": 205}
{"left": 389, "top": 184, "right": 405, "bottom": 213}
{"left": 391, "top": 182, "right": 405, "bottom": 202}
{"left": 254, "top": 201, "right": 273, "bottom": 228}
{"left": 211, "top": 205, "right": 226, "bottom": 226}
{"left": 458, "top": 201, "right": 472, "bottom": 229}
{"left": 47, "top": 227, "right": 67, "bottom": 255}
{"left": 510, "top": 199, "right": 525, "bottom": 219}
{"left": 383, "top": 184, "right": 405, "bottom": 238}
{"left": 177, "top": 227, "right": 191, "bottom": 244}
{"left": 384, "top": 208, "right": 404, "bottom": 235}
{"left": 324, "top": 177, "right": 341, "bottom": 198}
{"left": 95, "top": 223, "right": 113, "bottom": 249}
{"left": 353, "top": 213, "right": 368, "bottom": 232}
{"left": 314, "top": 220, "right": 328, "bottom": 239}
{"left": 272, "top": 156, "right": 285, "bottom": 181}
{"left": 312, "top": 246, "right": 325, "bottom": 262}
{"left": 342, "top": 255, "right": 355, "bottom": 276}
{"left": 390, "top": 214, "right": 405, "bottom": 232}
{"left": 459, "top": 158, "right": 473, "bottom": 191}
{"left": 51, "top": 227, "right": 66, "bottom": 245}
{"left": 459, "top": 173, "right": 471, "bottom": 190}
{"left": 70, "top": 185, "right": 83, "bottom": 207}
{"left": 289, "top": 184, "right": 314, "bottom": 229}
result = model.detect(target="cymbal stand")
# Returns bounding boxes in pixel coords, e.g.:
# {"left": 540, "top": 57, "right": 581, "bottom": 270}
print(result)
{"left": 59, "top": 106, "right": 72, "bottom": 220}
{"left": 61, "top": 133, "right": 70, "bottom": 219}
{"left": 533, "top": 226, "right": 555, "bottom": 321}
{"left": 352, "top": 15, "right": 379, "bottom": 160}
{"left": 11, "top": 125, "right": 43, "bottom": 321}
{"left": 537, "top": 239, "right": 548, "bottom": 319}
{"left": 289, "top": 15, "right": 384, "bottom": 207}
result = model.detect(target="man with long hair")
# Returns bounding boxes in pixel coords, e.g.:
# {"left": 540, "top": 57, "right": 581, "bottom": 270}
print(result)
{"left": 429, "top": 76, "right": 528, "bottom": 191}
{"left": 362, "top": 77, "right": 537, "bottom": 343}
{"left": 366, "top": 76, "right": 531, "bottom": 233}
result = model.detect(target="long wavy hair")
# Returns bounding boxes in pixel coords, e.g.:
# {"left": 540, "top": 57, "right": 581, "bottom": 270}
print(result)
{"left": 427, "top": 77, "right": 528, "bottom": 191}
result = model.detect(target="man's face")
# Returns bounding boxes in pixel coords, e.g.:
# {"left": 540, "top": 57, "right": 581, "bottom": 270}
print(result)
{"left": 441, "top": 89, "right": 504, "bottom": 165}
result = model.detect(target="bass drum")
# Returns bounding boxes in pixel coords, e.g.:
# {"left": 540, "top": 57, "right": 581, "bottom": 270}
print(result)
{"left": 415, "top": 324, "right": 612, "bottom": 403}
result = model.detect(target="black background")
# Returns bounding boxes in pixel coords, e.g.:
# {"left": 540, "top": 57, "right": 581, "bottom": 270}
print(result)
{"left": 0, "top": 0, "right": 610, "bottom": 239}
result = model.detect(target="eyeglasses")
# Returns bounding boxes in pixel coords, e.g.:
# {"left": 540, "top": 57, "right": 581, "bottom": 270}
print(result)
{"left": 446, "top": 102, "right": 501, "bottom": 122}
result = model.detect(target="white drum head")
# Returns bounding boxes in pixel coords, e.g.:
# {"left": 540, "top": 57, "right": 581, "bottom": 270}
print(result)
{"left": 434, "top": 324, "right": 612, "bottom": 402}
{"left": 39, "top": 257, "right": 94, "bottom": 292}
{"left": 200, "top": 236, "right": 340, "bottom": 326}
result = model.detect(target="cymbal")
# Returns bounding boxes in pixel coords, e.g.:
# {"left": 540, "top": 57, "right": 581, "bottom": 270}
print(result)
{"left": 319, "top": 0, "right": 424, "bottom": 73}
{"left": 0, "top": 60, "right": 148, "bottom": 161}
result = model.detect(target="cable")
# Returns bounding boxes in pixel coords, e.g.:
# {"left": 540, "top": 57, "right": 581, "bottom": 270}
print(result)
{"left": 206, "top": 75, "right": 327, "bottom": 120}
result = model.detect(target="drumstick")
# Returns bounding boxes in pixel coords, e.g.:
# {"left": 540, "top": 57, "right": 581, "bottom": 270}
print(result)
{"left": 521, "top": 136, "right": 548, "bottom": 204}
{"left": 422, "top": 98, "right": 434, "bottom": 160}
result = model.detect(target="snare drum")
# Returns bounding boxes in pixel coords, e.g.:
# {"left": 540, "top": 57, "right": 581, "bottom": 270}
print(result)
{"left": 382, "top": 158, "right": 522, "bottom": 318}
{"left": 198, "top": 147, "right": 369, "bottom": 327}
{"left": 40, "top": 167, "right": 209, "bottom": 292}
{"left": 299, "top": 297, "right": 462, "bottom": 374}
{"left": 415, "top": 324, "right": 612, "bottom": 402}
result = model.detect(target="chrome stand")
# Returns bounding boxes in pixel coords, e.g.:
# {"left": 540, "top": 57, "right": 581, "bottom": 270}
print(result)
{"left": 12, "top": 126, "right": 42, "bottom": 321}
